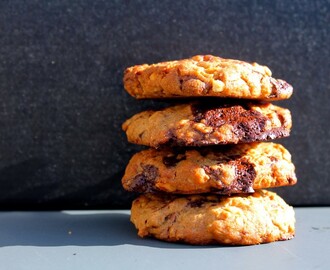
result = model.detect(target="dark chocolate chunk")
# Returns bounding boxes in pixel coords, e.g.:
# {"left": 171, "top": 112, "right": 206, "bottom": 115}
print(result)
{"left": 130, "top": 164, "right": 159, "bottom": 192}
{"left": 269, "top": 78, "right": 293, "bottom": 98}
{"left": 233, "top": 110, "right": 267, "bottom": 143}
{"left": 203, "top": 158, "right": 256, "bottom": 195}
{"left": 192, "top": 102, "right": 269, "bottom": 143}
{"left": 234, "top": 160, "right": 256, "bottom": 192}
{"left": 187, "top": 199, "right": 205, "bottom": 208}
{"left": 163, "top": 102, "right": 289, "bottom": 147}
{"left": 162, "top": 153, "right": 186, "bottom": 167}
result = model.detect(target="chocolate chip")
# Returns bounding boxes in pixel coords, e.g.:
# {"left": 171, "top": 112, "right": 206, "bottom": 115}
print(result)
{"left": 164, "top": 101, "right": 289, "bottom": 147}
{"left": 130, "top": 164, "right": 159, "bottom": 193}
{"left": 203, "top": 158, "right": 256, "bottom": 194}
{"left": 269, "top": 78, "right": 293, "bottom": 98}
{"left": 162, "top": 153, "right": 186, "bottom": 167}
{"left": 192, "top": 102, "right": 268, "bottom": 142}
{"left": 234, "top": 111, "right": 267, "bottom": 143}
{"left": 203, "top": 166, "right": 223, "bottom": 182}
{"left": 179, "top": 79, "right": 184, "bottom": 90}
{"left": 187, "top": 199, "right": 205, "bottom": 208}
{"left": 235, "top": 160, "right": 256, "bottom": 193}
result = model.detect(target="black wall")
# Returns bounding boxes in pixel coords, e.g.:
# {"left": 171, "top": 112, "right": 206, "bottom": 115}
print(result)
{"left": 0, "top": 0, "right": 329, "bottom": 209}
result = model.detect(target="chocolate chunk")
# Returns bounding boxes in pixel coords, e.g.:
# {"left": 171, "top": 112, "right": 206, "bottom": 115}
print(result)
{"left": 203, "top": 158, "right": 256, "bottom": 194}
{"left": 235, "top": 160, "right": 256, "bottom": 192}
{"left": 164, "top": 130, "right": 181, "bottom": 148}
{"left": 192, "top": 101, "right": 274, "bottom": 143}
{"left": 187, "top": 199, "right": 205, "bottom": 208}
{"left": 158, "top": 102, "right": 290, "bottom": 147}
{"left": 287, "top": 176, "right": 296, "bottom": 185}
{"left": 234, "top": 111, "right": 267, "bottom": 143}
{"left": 192, "top": 102, "right": 269, "bottom": 143}
{"left": 130, "top": 164, "right": 159, "bottom": 192}
{"left": 162, "top": 152, "right": 186, "bottom": 167}
{"left": 191, "top": 100, "right": 252, "bottom": 119}
{"left": 269, "top": 78, "right": 293, "bottom": 98}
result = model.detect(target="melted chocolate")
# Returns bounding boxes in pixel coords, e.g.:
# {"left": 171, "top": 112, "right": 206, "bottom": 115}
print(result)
{"left": 192, "top": 102, "right": 268, "bottom": 143}
{"left": 187, "top": 199, "right": 205, "bottom": 208}
{"left": 203, "top": 158, "right": 256, "bottom": 194}
{"left": 162, "top": 152, "right": 186, "bottom": 167}
{"left": 130, "top": 164, "right": 159, "bottom": 192}
{"left": 269, "top": 78, "right": 292, "bottom": 98}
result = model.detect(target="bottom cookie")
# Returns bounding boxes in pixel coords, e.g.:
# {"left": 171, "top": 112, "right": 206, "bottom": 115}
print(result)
{"left": 130, "top": 190, "right": 295, "bottom": 245}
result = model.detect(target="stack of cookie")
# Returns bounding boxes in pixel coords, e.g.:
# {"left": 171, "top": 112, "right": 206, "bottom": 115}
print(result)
{"left": 121, "top": 55, "right": 297, "bottom": 245}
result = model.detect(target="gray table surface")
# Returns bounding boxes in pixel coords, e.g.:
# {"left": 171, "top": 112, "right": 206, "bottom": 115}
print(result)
{"left": 0, "top": 208, "right": 329, "bottom": 270}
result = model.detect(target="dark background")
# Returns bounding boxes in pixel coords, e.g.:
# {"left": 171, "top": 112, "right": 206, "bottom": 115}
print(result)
{"left": 0, "top": 0, "right": 329, "bottom": 209}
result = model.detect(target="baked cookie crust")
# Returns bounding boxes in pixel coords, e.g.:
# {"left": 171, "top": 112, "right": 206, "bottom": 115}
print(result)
{"left": 122, "top": 101, "right": 292, "bottom": 147}
{"left": 122, "top": 142, "right": 297, "bottom": 195}
{"left": 124, "top": 55, "right": 293, "bottom": 100}
{"left": 131, "top": 190, "right": 295, "bottom": 245}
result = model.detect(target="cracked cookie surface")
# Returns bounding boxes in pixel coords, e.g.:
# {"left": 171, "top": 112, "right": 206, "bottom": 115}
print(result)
{"left": 130, "top": 190, "right": 295, "bottom": 245}
{"left": 122, "top": 142, "right": 297, "bottom": 195}
{"left": 124, "top": 55, "right": 293, "bottom": 100}
{"left": 122, "top": 101, "right": 291, "bottom": 147}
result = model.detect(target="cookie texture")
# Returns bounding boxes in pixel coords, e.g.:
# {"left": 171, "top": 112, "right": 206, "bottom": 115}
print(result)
{"left": 122, "top": 101, "right": 292, "bottom": 147}
{"left": 122, "top": 142, "right": 297, "bottom": 195}
{"left": 124, "top": 55, "right": 293, "bottom": 100}
{"left": 131, "top": 190, "right": 295, "bottom": 245}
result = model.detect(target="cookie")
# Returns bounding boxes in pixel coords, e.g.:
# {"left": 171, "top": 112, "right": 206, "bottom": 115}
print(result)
{"left": 122, "top": 142, "right": 297, "bottom": 195}
{"left": 124, "top": 55, "right": 293, "bottom": 100}
{"left": 122, "top": 101, "right": 292, "bottom": 147}
{"left": 130, "top": 190, "right": 295, "bottom": 245}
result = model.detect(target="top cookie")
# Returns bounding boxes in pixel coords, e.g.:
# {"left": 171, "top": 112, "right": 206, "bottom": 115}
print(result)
{"left": 123, "top": 55, "right": 293, "bottom": 100}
